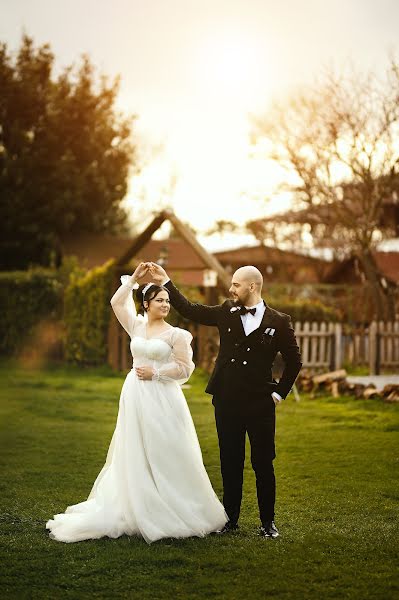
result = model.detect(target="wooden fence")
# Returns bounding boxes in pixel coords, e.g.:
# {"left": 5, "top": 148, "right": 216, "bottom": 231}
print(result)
{"left": 108, "top": 318, "right": 399, "bottom": 375}
{"left": 295, "top": 321, "right": 399, "bottom": 373}
{"left": 294, "top": 322, "right": 342, "bottom": 371}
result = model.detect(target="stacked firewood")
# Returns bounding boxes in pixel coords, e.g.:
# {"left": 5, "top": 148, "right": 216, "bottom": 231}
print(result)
{"left": 296, "top": 369, "right": 399, "bottom": 402}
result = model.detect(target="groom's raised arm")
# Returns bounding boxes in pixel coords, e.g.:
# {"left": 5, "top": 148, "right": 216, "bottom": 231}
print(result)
{"left": 165, "top": 280, "right": 222, "bottom": 326}
{"left": 149, "top": 263, "right": 222, "bottom": 326}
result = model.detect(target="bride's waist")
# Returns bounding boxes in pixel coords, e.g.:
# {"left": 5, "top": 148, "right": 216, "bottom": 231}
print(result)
{"left": 131, "top": 359, "right": 166, "bottom": 368}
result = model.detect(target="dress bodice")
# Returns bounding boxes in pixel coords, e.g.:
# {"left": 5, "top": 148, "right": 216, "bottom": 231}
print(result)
{"left": 131, "top": 336, "right": 172, "bottom": 364}
{"left": 110, "top": 276, "right": 195, "bottom": 384}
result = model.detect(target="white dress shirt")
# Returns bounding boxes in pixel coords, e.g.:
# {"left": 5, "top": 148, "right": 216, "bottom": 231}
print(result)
{"left": 241, "top": 300, "right": 282, "bottom": 404}
{"left": 240, "top": 300, "right": 265, "bottom": 336}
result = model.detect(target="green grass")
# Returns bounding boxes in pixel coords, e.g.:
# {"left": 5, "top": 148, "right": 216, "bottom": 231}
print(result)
{"left": 0, "top": 360, "right": 398, "bottom": 600}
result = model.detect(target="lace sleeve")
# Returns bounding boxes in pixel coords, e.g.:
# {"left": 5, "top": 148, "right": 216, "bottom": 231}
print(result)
{"left": 152, "top": 329, "right": 195, "bottom": 385}
{"left": 110, "top": 275, "right": 139, "bottom": 338}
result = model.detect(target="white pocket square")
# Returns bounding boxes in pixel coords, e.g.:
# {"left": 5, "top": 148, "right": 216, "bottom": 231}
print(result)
{"left": 264, "top": 327, "right": 275, "bottom": 336}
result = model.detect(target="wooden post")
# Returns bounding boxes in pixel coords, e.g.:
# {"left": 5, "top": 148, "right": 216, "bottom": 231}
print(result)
{"left": 379, "top": 320, "right": 385, "bottom": 370}
{"left": 334, "top": 323, "right": 342, "bottom": 370}
{"left": 369, "top": 321, "right": 378, "bottom": 375}
{"left": 319, "top": 322, "right": 326, "bottom": 369}
{"left": 386, "top": 321, "right": 393, "bottom": 367}
{"left": 326, "top": 323, "right": 334, "bottom": 370}
{"left": 310, "top": 322, "right": 318, "bottom": 366}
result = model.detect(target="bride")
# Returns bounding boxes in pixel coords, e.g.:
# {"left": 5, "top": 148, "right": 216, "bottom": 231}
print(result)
{"left": 46, "top": 262, "right": 227, "bottom": 543}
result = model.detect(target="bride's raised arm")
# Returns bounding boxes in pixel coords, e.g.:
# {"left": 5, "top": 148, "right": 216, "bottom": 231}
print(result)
{"left": 110, "top": 263, "right": 148, "bottom": 338}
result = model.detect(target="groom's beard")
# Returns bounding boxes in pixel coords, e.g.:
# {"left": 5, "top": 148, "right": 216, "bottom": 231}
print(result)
{"left": 231, "top": 292, "right": 251, "bottom": 306}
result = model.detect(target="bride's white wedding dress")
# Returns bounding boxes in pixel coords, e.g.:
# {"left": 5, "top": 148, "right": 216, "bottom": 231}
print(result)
{"left": 46, "top": 276, "right": 227, "bottom": 543}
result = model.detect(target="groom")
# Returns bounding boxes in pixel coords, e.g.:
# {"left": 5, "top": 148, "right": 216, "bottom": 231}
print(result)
{"left": 149, "top": 263, "right": 302, "bottom": 538}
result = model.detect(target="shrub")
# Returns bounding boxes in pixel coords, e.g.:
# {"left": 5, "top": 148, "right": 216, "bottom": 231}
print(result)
{"left": 64, "top": 260, "right": 115, "bottom": 364}
{"left": 265, "top": 296, "right": 340, "bottom": 323}
{"left": 0, "top": 270, "right": 62, "bottom": 355}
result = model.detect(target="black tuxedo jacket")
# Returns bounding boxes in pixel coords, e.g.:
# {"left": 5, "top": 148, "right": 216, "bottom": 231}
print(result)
{"left": 165, "top": 281, "right": 302, "bottom": 409}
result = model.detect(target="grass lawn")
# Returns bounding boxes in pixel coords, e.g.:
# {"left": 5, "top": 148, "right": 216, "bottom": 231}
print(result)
{"left": 0, "top": 360, "right": 398, "bottom": 600}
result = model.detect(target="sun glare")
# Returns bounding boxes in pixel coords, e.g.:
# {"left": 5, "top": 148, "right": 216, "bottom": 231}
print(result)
{"left": 195, "top": 33, "right": 273, "bottom": 111}
{"left": 126, "top": 31, "right": 279, "bottom": 238}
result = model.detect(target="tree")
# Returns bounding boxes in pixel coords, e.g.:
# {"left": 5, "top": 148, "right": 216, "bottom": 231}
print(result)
{"left": 252, "top": 59, "right": 399, "bottom": 319}
{"left": 0, "top": 36, "right": 136, "bottom": 269}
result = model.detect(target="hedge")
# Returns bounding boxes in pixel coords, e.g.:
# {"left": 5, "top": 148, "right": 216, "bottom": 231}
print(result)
{"left": 0, "top": 270, "right": 62, "bottom": 355}
{"left": 64, "top": 260, "right": 115, "bottom": 364}
{"left": 270, "top": 297, "right": 340, "bottom": 323}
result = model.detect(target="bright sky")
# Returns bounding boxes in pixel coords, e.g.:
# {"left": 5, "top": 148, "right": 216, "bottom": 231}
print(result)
{"left": 2, "top": 0, "right": 399, "bottom": 248}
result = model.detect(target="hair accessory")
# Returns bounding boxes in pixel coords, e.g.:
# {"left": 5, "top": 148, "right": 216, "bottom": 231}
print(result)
{"left": 142, "top": 283, "right": 153, "bottom": 297}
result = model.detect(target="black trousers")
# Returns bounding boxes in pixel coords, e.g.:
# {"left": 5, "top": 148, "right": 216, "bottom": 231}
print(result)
{"left": 214, "top": 399, "right": 276, "bottom": 526}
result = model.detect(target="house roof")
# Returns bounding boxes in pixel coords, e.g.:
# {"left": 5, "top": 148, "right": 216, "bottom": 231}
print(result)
{"left": 61, "top": 210, "right": 232, "bottom": 290}
{"left": 323, "top": 251, "right": 399, "bottom": 285}
{"left": 60, "top": 235, "right": 205, "bottom": 271}
{"left": 214, "top": 244, "right": 327, "bottom": 266}
{"left": 61, "top": 229, "right": 399, "bottom": 286}
{"left": 114, "top": 210, "right": 231, "bottom": 291}
{"left": 214, "top": 244, "right": 332, "bottom": 284}
{"left": 375, "top": 252, "right": 399, "bottom": 284}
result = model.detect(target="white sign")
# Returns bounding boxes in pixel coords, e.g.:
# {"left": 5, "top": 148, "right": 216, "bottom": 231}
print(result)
{"left": 203, "top": 269, "right": 217, "bottom": 287}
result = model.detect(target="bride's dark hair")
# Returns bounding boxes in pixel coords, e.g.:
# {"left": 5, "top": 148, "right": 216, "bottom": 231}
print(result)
{"left": 135, "top": 284, "right": 169, "bottom": 315}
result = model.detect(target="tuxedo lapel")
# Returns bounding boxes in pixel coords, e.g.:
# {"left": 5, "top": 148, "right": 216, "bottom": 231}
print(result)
{"left": 258, "top": 302, "right": 275, "bottom": 334}
{"left": 231, "top": 308, "right": 246, "bottom": 337}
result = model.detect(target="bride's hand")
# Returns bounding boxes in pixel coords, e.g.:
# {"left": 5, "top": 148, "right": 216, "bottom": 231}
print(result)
{"left": 131, "top": 262, "right": 149, "bottom": 282}
{"left": 135, "top": 366, "right": 154, "bottom": 380}
{"left": 148, "top": 262, "right": 168, "bottom": 285}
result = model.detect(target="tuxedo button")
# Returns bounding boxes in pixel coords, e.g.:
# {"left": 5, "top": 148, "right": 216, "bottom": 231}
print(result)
{"left": 228, "top": 328, "right": 231, "bottom": 332}
{"left": 234, "top": 343, "right": 239, "bottom": 347}
{"left": 231, "top": 358, "right": 235, "bottom": 362}
{"left": 243, "top": 361, "right": 247, "bottom": 365}
{"left": 247, "top": 347, "right": 250, "bottom": 351}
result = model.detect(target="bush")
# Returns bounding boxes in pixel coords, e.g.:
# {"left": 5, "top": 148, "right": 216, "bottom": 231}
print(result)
{"left": 265, "top": 296, "right": 340, "bottom": 323}
{"left": 0, "top": 270, "right": 62, "bottom": 355}
{"left": 64, "top": 260, "right": 115, "bottom": 364}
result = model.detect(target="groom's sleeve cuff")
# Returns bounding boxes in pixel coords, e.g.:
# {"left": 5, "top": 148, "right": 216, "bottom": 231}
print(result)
{"left": 162, "top": 278, "right": 171, "bottom": 286}
{"left": 272, "top": 392, "right": 282, "bottom": 403}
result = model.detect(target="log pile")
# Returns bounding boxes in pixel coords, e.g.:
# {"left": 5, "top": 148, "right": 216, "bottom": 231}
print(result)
{"left": 382, "top": 385, "right": 399, "bottom": 403}
{"left": 296, "top": 370, "right": 399, "bottom": 402}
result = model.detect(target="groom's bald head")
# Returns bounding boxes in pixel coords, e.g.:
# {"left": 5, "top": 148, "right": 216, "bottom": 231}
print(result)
{"left": 234, "top": 266, "right": 263, "bottom": 290}
{"left": 229, "top": 266, "right": 263, "bottom": 305}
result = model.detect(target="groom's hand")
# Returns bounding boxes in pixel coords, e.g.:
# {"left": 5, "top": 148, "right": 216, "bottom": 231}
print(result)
{"left": 272, "top": 392, "right": 282, "bottom": 405}
{"left": 149, "top": 262, "right": 169, "bottom": 285}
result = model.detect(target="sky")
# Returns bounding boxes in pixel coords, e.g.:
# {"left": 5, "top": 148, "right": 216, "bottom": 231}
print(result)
{"left": 2, "top": 0, "right": 399, "bottom": 249}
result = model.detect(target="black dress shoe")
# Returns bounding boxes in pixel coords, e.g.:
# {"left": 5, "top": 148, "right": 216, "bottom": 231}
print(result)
{"left": 215, "top": 521, "right": 239, "bottom": 534}
{"left": 259, "top": 521, "right": 279, "bottom": 539}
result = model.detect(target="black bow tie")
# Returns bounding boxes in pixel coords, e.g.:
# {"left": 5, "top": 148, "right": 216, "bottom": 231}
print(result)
{"left": 240, "top": 306, "right": 257, "bottom": 316}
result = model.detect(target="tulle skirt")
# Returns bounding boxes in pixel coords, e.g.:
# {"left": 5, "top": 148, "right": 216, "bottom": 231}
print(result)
{"left": 46, "top": 370, "right": 227, "bottom": 543}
